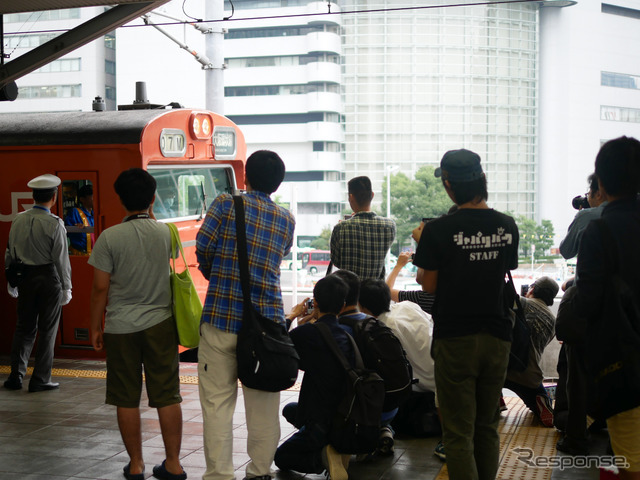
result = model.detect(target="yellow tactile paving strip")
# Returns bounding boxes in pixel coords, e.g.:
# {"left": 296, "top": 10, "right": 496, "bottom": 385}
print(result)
{"left": 435, "top": 396, "right": 560, "bottom": 480}
{"left": 0, "top": 365, "right": 302, "bottom": 390}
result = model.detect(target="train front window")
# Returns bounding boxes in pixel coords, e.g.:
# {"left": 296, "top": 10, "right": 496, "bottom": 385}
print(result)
{"left": 149, "top": 166, "right": 235, "bottom": 220}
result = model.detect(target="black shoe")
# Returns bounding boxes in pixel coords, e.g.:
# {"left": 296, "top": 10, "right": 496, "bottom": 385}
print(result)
{"left": 556, "top": 436, "right": 589, "bottom": 456}
{"left": 28, "top": 382, "right": 60, "bottom": 393}
{"left": 3, "top": 376, "right": 23, "bottom": 390}
{"left": 123, "top": 462, "right": 145, "bottom": 480}
{"left": 242, "top": 476, "right": 272, "bottom": 480}
{"left": 152, "top": 460, "right": 186, "bottom": 480}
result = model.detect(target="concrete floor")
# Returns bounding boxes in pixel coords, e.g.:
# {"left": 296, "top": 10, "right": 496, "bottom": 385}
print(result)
{"left": 0, "top": 357, "right": 616, "bottom": 480}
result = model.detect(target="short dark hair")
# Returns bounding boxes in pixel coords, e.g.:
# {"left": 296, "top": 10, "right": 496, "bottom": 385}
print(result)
{"left": 114, "top": 168, "right": 156, "bottom": 211}
{"left": 348, "top": 176, "right": 373, "bottom": 207}
{"left": 358, "top": 279, "right": 391, "bottom": 317}
{"left": 313, "top": 275, "right": 348, "bottom": 315}
{"left": 595, "top": 136, "right": 640, "bottom": 199}
{"left": 587, "top": 173, "right": 599, "bottom": 193}
{"left": 245, "top": 150, "right": 286, "bottom": 194}
{"left": 78, "top": 184, "right": 93, "bottom": 198}
{"left": 33, "top": 189, "right": 56, "bottom": 204}
{"left": 331, "top": 270, "right": 360, "bottom": 307}
{"left": 531, "top": 276, "right": 559, "bottom": 307}
{"left": 443, "top": 175, "right": 488, "bottom": 206}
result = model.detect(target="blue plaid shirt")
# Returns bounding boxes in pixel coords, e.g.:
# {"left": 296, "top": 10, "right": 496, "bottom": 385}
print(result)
{"left": 196, "top": 191, "right": 295, "bottom": 334}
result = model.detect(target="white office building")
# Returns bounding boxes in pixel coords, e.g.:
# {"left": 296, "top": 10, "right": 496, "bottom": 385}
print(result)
{"left": 1, "top": 7, "right": 116, "bottom": 113}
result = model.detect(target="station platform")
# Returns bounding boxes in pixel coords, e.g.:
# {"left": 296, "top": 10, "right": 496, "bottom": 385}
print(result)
{"left": 0, "top": 357, "right": 613, "bottom": 480}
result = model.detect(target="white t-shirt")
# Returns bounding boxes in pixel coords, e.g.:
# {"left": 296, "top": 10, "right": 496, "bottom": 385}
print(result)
{"left": 379, "top": 301, "right": 436, "bottom": 393}
{"left": 89, "top": 218, "right": 172, "bottom": 334}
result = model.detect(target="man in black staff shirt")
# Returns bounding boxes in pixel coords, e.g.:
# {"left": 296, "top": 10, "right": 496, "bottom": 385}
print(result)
{"left": 412, "top": 149, "right": 519, "bottom": 480}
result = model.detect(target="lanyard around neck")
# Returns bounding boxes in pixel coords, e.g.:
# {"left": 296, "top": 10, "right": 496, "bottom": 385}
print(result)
{"left": 124, "top": 213, "right": 150, "bottom": 222}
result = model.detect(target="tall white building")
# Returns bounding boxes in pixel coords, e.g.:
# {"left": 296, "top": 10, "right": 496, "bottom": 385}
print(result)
{"left": 539, "top": 1, "right": 640, "bottom": 240}
{"left": 222, "top": 1, "right": 345, "bottom": 245}
{"left": 1, "top": 7, "right": 117, "bottom": 113}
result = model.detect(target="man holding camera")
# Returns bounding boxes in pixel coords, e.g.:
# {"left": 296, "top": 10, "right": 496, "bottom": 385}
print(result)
{"left": 275, "top": 275, "right": 354, "bottom": 480}
{"left": 559, "top": 173, "right": 608, "bottom": 260}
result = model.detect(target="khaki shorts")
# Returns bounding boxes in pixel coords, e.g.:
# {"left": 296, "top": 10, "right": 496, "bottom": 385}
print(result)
{"left": 607, "top": 405, "right": 640, "bottom": 472}
{"left": 104, "top": 317, "right": 182, "bottom": 408}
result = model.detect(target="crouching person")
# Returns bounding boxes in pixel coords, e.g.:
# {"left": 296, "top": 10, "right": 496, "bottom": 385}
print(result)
{"left": 275, "top": 275, "right": 354, "bottom": 480}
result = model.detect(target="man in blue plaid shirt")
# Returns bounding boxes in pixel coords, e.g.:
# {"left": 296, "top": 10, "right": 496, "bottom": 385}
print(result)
{"left": 196, "top": 150, "right": 295, "bottom": 480}
{"left": 330, "top": 176, "right": 396, "bottom": 280}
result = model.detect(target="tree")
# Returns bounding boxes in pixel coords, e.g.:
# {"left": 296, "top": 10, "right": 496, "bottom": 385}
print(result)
{"left": 514, "top": 215, "right": 555, "bottom": 257}
{"left": 310, "top": 226, "right": 332, "bottom": 250}
{"left": 381, "top": 166, "right": 453, "bottom": 254}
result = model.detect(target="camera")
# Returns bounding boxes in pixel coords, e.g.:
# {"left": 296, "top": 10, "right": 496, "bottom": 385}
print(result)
{"left": 422, "top": 217, "right": 434, "bottom": 224}
{"left": 572, "top": 195, "right": 590, "bottom": 210}
{"left": 520, "top": 284, "right": 530, "bottom": 296}
{"left": 306, "top": 298, "right": 314, "bottom": 312}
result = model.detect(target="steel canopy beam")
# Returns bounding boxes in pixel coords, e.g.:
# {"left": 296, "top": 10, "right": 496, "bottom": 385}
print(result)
{"left": 0, "top": 1, "right": 169, "bottom": 89}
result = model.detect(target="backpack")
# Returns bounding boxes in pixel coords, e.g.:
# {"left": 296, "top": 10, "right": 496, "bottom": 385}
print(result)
{"left": 314, "top": 322, "right": 385, "bottom": 454}
{"left": 339, "top": 315, "right": 413, "bottom": 411}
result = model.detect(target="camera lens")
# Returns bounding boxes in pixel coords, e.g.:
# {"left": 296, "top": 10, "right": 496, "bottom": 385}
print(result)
{"left": 572, "top": 195, "right": 589, "bottom": 210}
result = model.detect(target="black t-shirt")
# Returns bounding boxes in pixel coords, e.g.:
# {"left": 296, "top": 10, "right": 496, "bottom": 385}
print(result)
{"left": 413, "top": 208, "right": 519, "bottom": 341}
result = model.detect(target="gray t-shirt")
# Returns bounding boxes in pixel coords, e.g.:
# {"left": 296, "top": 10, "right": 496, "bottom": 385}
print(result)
{"left": 89, "top": 218, "right": 172, "bottom": 334}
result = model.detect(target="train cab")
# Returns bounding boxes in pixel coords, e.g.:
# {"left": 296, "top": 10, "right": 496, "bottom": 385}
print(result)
{"left": 0, "top": 108, "right": 246, "bottom": 358}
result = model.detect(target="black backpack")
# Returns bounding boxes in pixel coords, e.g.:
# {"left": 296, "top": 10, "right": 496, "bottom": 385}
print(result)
{"left": 314, "top": 322, "right": 385, "bottom": 454}
{"left": 339, "top": 315, "right": 413, "bottom": 411}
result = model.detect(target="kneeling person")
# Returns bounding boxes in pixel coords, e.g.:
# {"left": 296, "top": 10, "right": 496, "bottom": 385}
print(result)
{"left": 275, "top": 275, "right": 354, "bottom": 480}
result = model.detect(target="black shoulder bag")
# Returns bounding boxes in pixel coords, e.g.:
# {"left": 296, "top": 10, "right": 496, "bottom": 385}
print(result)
{"left": 233, "top": 195, "right": 300, "bottom": 392}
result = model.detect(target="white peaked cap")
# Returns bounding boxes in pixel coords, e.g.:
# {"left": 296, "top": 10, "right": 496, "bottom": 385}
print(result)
{"left": 27, "top": 174, "right": 61, "bottom": 190}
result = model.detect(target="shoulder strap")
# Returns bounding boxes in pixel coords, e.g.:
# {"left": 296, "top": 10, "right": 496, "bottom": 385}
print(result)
{"left": 314, "top": 322, "right": 364, "bottom": 370}
{"left": 232, "top": 195, "right": 253, "bottom": 306}
{"left": 507, "top": 270, "right": 523, "bottom": 311}
{"left": 167, "top": 223, "right": 186, "bottom": 273}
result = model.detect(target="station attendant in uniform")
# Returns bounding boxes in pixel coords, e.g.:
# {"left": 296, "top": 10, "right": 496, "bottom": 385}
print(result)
{"left": 3, "top": 174, "right": 72, "bottom": 392}
{"left": 65, "top": 184, "right": 94, "bottom": 255}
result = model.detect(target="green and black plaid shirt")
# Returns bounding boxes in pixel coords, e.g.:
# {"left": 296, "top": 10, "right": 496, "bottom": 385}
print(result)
{"left": 330, "top": 211, "right": 396, "bottom": 280}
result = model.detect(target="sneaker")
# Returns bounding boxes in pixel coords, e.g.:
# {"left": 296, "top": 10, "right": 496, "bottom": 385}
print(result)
{"left": 376, "top": 426, "right": 395, "bottom": 456}
{"left": 536, "top": 394, "right": 554, "bottom": 428}
{"left": 499, "top": 396, "right": 508, "bottom": 412}
{"left": 434, "top": 440, "right": 446, "bottom": 461}
{"left": 321, "top": 445, "right": 349, "bottom": 480}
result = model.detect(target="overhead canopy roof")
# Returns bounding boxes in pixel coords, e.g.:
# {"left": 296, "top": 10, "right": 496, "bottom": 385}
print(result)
{"left": 0, "top": 0, "right": 158, "bottom": 15}
{"left": 0, "top": 0, "right": 170, "bottom": 91}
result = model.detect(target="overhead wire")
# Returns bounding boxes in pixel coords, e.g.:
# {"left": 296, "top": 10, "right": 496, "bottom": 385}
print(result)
{"left": 3, "top": 0, "right": 541, "bottom": 36}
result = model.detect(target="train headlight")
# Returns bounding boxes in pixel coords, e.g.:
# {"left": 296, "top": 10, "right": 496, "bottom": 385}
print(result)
{"left": 189, "top": 113, "right": 213, "bottom": 140}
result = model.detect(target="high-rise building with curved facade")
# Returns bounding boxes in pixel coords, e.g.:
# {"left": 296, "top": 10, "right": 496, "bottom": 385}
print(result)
{"left": 340, "top": 1, "right": 538, "bottom": 217}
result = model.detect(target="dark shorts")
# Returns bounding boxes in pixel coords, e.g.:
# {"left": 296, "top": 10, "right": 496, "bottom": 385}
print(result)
{"left": 104, "top": 317, "right": 182, "bottom": 408}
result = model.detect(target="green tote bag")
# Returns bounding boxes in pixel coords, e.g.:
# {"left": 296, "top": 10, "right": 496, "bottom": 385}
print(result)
{"left": 168, "top": 223, "right": 202, "bottom": 348}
